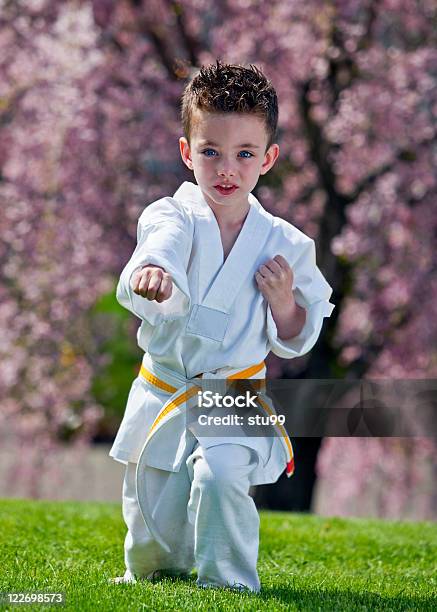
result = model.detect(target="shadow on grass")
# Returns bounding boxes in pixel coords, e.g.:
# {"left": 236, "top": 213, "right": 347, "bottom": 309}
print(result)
{"left": 131, "top": 573, "right": 435, "bottom": 611}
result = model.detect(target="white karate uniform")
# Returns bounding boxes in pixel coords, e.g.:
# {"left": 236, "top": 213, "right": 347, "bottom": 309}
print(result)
{"left": 109, "top": 181, "right": 335, "bottom": 590}
{"left": 123, "top": 443, "right": 261, "bottom": 591}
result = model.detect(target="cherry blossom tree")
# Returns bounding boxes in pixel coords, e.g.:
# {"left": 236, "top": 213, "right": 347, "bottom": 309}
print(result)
{"left": 1, "top": 0, "right": 435, "bottom": 512}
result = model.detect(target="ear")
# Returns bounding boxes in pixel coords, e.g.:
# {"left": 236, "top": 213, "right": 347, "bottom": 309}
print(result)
{"left": 179, "top": 137, "right": 193, "bottom": 171}
{"left": 260, "top": 143, "right": 280, "bottom": 175}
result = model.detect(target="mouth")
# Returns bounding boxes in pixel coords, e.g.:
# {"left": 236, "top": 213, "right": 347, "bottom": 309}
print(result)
{"left": 214, "top": 184, "right": 238, "bottom": 196}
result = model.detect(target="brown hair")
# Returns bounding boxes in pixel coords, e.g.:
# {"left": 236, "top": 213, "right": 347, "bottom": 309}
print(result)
{"left": 180, "top": 59, "right": 278, "bottom": 153}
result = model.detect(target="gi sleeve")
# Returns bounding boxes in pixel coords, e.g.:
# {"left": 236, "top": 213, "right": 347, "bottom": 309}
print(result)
{"left": 266, "top": 239, "right": 335, "bottom": 359}
{"left": 116, "top": 197, "right": 193, "bottom": 325}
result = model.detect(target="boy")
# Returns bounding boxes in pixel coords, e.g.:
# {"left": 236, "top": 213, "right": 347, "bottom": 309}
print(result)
{"left": 109, "top": 60, "right": 335, "bottom": 592}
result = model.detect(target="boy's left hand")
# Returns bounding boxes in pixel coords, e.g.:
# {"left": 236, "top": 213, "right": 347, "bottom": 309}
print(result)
{"left": 255, "top": 254, "right": 294, "bottom": 306}
{"left": 256, "top": 254, "right": 306, "bottom": 340}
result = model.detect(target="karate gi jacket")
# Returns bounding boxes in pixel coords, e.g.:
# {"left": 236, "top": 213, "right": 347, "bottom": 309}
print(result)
{"left": 109, "top": 181, "right": 335, "bottom": 485}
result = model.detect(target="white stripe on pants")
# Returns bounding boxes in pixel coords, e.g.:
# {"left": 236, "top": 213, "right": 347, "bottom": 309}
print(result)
{"left": 122, "top": 443, "right": 261, "bottom": 592}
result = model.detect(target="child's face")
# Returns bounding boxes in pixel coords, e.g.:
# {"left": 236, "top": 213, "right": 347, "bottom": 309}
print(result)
{"left": 179, "top": 110, "right": 279, "bottom": 215}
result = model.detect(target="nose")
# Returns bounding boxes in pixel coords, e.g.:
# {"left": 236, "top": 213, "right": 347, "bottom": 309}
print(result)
{"left": 217, "top": 157, "right": 236, "bottom": 178}
{"left": 217, "top": 168, "right": 236, "bottom": 180}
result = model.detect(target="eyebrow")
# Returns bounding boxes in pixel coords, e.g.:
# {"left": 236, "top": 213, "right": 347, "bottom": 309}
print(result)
{"left": 198, "top": 140, "right": 261, "bottom": 149}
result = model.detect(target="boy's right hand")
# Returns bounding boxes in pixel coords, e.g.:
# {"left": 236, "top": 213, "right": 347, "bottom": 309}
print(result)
{"left": 131, "top": 265, "right": 173, "bottom": 303}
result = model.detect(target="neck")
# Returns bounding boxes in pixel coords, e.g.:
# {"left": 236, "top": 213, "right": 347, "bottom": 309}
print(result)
{"left": 210, "top": 204, "right": 250, "bottom": 231}
{"left": 204, "top": 193, "right": 251, "bottom": 228}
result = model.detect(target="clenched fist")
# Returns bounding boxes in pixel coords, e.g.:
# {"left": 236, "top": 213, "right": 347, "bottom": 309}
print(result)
{"left": 255, "top": 254, "right": 294, "bottom": 306}
{"left": 131, "top": 264, "right": 173, "bottom": 303}
{"left": 255, "top": 254, "right": 306, "bottom": 340}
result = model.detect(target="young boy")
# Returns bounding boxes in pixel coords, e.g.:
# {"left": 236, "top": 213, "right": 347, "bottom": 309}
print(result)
{"left": 109, "top": 60, "right": 335, "bottom": 592}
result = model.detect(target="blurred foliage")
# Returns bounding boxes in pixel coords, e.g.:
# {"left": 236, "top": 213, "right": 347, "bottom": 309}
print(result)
{"left": 90, "top": 286, "right": 142, "bottom": 431}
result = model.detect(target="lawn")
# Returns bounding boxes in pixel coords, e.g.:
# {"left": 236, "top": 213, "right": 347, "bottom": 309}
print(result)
{"left": 0, "top": 499, "right": 435, "bottom": 611}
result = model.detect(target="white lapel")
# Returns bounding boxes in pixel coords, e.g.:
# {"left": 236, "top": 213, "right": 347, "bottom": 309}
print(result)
{"left": 173, "top": 182, "right": 222, "bottom": 303}
{"left": 173, "top": 181, "right": 273, "bottom": 312}
{"left": 200, "top": 198, "right": 270, "bottom": 313}
{"left": 173, "top": 182, "right": 273, "bottom": 342}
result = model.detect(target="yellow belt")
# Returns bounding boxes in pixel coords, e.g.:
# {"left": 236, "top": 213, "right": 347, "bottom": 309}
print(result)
{"left": 139, "top": 361, "right": 295, "bottom": 477}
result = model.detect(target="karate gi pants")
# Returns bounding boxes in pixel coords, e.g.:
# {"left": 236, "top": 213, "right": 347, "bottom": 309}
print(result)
{"left": 122, "top": 442, "right": 261, "bottom": 592}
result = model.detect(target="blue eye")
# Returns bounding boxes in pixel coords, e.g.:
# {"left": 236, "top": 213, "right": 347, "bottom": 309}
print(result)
{"left": 201, "top": 149, "right": 253, "bottom": 158}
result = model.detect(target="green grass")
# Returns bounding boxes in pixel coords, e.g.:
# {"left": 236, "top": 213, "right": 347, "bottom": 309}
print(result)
{"left": 1, "top": 499, "right": 435, "bottom": 611}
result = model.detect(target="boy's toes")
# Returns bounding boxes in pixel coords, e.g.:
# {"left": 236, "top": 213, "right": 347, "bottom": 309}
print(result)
{"left": 108, "top": 569, "right": 137, "bottom": 584}
{"left": 108, "top": 576, "right": 126, "bottom": 585}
